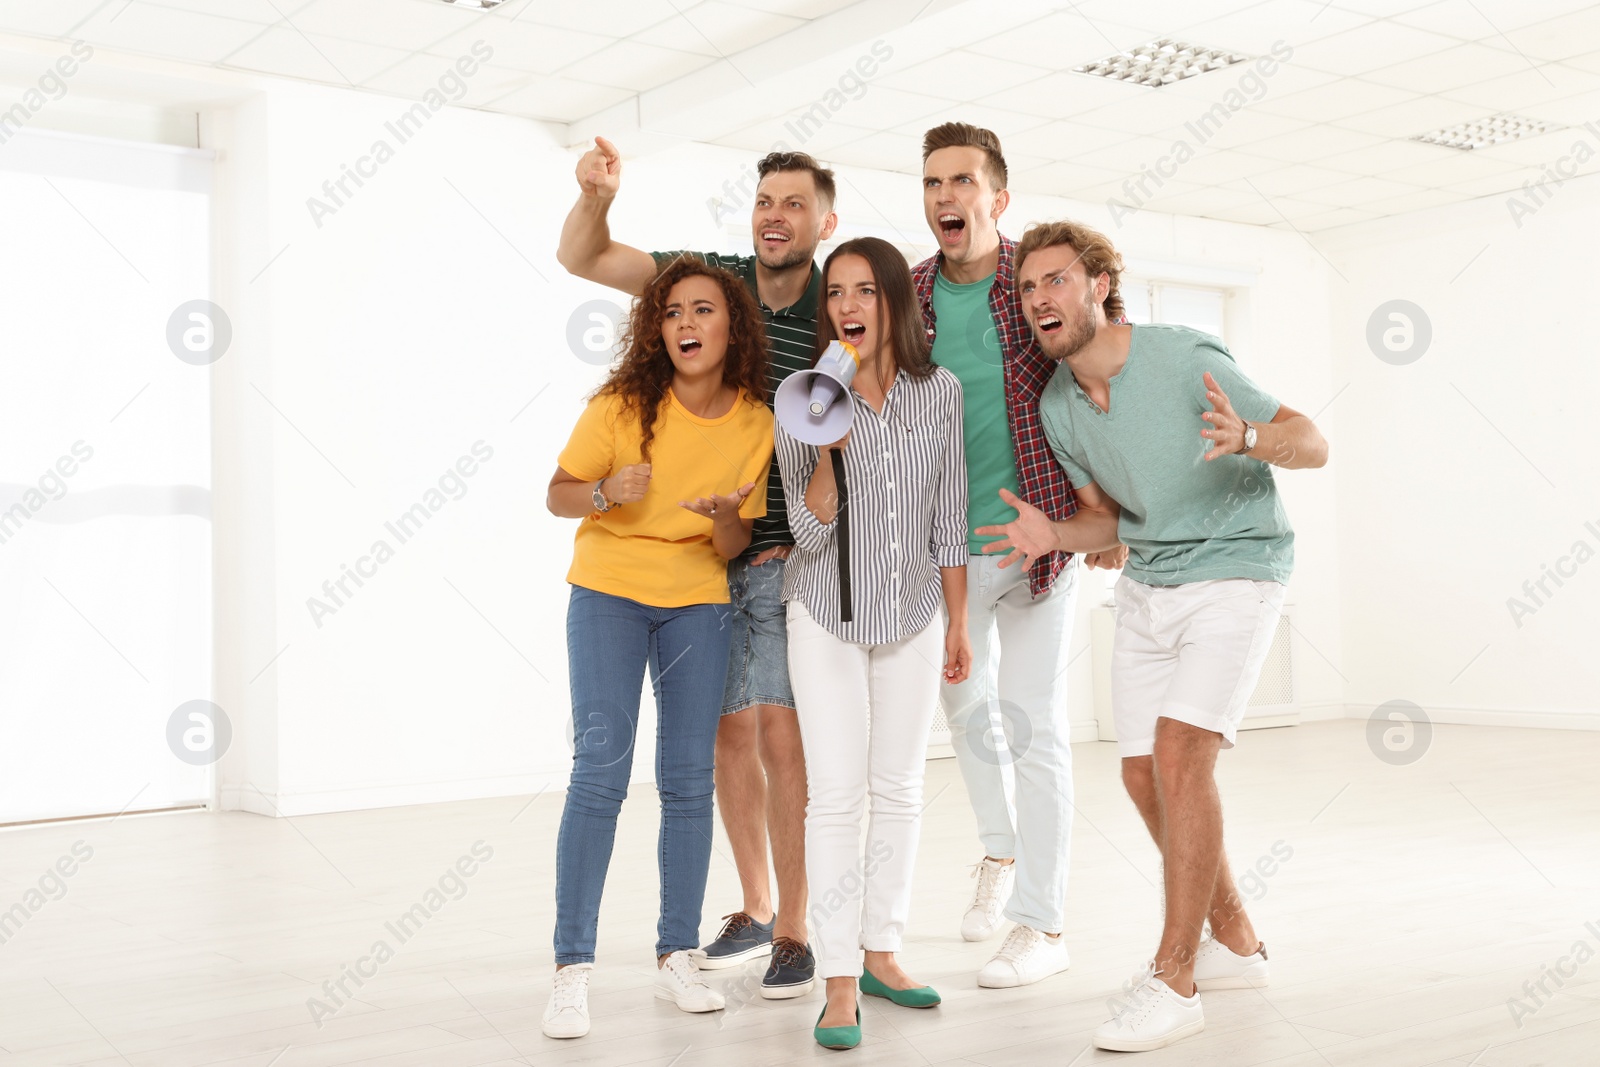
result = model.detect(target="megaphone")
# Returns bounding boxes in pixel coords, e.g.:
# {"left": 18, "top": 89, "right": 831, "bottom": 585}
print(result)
{"left": 775, "top": 340, "right": 860, "bottom": 446}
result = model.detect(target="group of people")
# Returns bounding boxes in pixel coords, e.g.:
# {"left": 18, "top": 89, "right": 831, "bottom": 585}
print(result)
{"left": 542, "top": 122, "right": 1328, "bottom": 1054}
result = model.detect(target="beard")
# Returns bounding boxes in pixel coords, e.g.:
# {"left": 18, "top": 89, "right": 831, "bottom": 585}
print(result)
{"left": 1038, "top": 288, "right": 1098, "bottom": 361}
{"left": 754, "top": 239, "right": 814, "bottom": 271}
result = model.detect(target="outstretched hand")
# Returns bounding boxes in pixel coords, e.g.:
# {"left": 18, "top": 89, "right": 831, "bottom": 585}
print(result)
{"left": 975, "top": 488, "right": 1059, "bottom": 570}
{"left": 1200, "top": 371, "right": 1249, "bottom": 460}
{"left": 680, "top": 481, "right": 756, "bottom": 521}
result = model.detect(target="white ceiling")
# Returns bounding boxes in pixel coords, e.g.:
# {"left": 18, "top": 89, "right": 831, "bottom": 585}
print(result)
{"left": 2, "top": 0, "right": 1598, "bottom": 231}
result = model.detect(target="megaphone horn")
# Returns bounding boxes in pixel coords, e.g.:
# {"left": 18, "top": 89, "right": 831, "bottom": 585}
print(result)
{"left": 775, "top": 340, "right": 860, "bottom": 446}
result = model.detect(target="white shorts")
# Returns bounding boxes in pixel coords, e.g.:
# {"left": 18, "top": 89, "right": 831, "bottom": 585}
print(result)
{"left": 1110, "top": 575, "right": 1287, "bottom": 758}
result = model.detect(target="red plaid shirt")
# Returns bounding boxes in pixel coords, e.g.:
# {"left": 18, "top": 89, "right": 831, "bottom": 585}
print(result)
{"left": 913, "top": 235, "right": 1078, "bottom": 597}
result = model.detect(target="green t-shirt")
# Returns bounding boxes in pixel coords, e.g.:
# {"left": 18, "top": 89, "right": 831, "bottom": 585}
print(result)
{"left": 1038, "top": 324, "right": 1293, "bottom": 586}
{"left": 931, "top": 269, "right": 1021, "bottom": 553}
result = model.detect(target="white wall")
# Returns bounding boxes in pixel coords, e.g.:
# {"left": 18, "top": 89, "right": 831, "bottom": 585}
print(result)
{"left": 7, "top": 43, "right": 1350, "bottom": 815}
{"left": 1320, "top": 182, "right": 1600, "bottom": 729}
{"left": 200, "top": 70, "right": 1349, "bottom": 815}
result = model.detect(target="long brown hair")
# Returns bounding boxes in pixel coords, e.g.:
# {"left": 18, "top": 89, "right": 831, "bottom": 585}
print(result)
{"left": 817, "top": 237, "right": 934, "bottom": 381}
{"left": 598, "top": 257, "right": 770, "bottom": 462}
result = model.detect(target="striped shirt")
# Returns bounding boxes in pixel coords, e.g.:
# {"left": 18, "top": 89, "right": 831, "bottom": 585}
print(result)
{"left": 912, "top": 236, "right": 1079, "bottom": 597}
{"left": 651, "top": 249, "right": 819, "bottom": 556}
{"left": 776, "top": 366, "right": 968, "bottom": 645}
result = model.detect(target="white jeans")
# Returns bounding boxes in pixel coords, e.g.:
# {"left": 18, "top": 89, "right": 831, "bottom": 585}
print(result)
{"left": 938, "top": 554, "right": 1077, "bottom": 933}
{"left": 787, "top": 600, "right": 943, "bottom": 980}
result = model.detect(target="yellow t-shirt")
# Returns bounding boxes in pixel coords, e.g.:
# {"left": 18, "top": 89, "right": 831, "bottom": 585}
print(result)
{"left": 558, "top": 387, "right": 774, "bottom": 607}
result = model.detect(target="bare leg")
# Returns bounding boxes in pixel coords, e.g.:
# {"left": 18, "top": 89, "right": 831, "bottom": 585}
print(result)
{"left": 1150, "top": 719, "right": 1235, "bottom": 996}
{"left": 714, "top": 708, "right": 772, "bottom": 923}
{"left": 1123, "top": 754, "right": 1259, "bottom": 961}
{"left": 757, "top": 704, "right": 809, "bottom": 942}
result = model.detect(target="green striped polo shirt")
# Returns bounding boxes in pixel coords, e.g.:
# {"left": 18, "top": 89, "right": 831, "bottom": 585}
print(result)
{"left": 651, "top": 250, "right": 819, "bottom": 556}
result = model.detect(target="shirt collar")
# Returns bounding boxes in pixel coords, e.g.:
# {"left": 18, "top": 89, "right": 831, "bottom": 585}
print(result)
{"left": 747, "top": 258, "right": 821, "bottom": 321}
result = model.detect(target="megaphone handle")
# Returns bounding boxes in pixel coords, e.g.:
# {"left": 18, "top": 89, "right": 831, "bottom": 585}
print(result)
{"left": 830, "top": 448, "right": 852, "bottom": 624}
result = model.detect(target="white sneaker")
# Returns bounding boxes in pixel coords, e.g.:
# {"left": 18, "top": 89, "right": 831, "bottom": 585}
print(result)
{"left": 542, "top": 964, "right": 592, "bottom": 1039}
{"left": 961, "top": 858, "right": 1015, "bottom": 942}
{"left": 654, "top": 950, "right": 725, "bottom": 1013}
{"left": 977, "top": 924, "right": 1070, "bottom": 988}
{"left": 1194, "top": 937, "right": 1270, "bottom": 990}
{"left": 1094, "top": 964, "right": 1204, "bottom": 1052}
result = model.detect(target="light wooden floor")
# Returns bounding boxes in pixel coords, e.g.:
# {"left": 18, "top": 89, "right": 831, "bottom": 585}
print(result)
{"left": 3, "top": 720, "right": 1598, "bottom": 1067}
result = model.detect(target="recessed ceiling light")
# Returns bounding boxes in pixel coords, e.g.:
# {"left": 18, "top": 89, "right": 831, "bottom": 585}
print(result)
{"left": 439, "top": 0, "right": 507, "bottom": 9}
{"left": 1073, "top": 38, "right": 1251, "bottom": 88}
{"left": 1412, "top": 114, "right": 1557, "bottom": 150}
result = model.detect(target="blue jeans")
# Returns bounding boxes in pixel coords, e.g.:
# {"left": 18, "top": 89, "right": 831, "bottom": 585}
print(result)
{"left": 554, "top": 585, "right": 732, "bottom": 964}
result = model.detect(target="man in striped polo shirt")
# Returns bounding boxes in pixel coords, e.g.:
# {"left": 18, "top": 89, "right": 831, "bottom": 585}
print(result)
{"left": 557, "top": 139, "right": 838, "bottom": 999}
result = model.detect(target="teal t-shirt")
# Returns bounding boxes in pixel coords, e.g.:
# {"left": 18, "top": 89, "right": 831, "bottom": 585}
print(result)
{"left": 931, "top": 270, "right": 1021, "bottom": 552}
{"left": 1038, "top": 323, "right": 1294, "bottom": 586}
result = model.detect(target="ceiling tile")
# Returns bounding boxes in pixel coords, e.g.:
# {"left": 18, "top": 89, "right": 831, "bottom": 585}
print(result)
{"left": 1014, "top": 160, "right": 1132, "bottom": 198}
{"left": 1066, "top": 135, "right": 1188, "bottom": 174}
{"left": 642, "top": 2, "right": 803, "bottom": 58}
{"left": 1380, "top": 149, "right": 1529, "bottom": 187}
{"left": 77, "top": 3, "right": 268, "bottom": 64}
{"left": 966, "top": 11, "right": 1152, "bottom": 71}
{"left": 1164, "top": 148, "right": 1287, "bottom": 185}
{"left": 875, "top": 50, "right": 1052, "bottom": 101}
{"left": 1289, "top": 20, "right": 1461, "bottom": 76}
{"left": 142, "top": 0, "right": 313, "bottom": 21}
{"left": 1293, "top": 174, "right": 1428, "bottom": 206}
{"left": 1362, "top": 41, "right": 1532, "bottom": 93}
{"left": 1358, "top": 186, "right": 1473, "bottom": 215}
{"left": 729, "top": 0, "right": 858, "bottom": 16}
{"left": 223, "top": 27, "right": 414, "bottom": 86}
{"left": 1243, "top": 162, "right": 1366, "bottom": 198}
{"left": 1111, "top": 0, "right": 1279, "bottom": 37}
{"left": 1006, "top": 121, "right": 1136, "bottom": 158}
{"left": 1287, "top": 205, "right": 1383, "bottom": 230}
{"left": 1230, "top": 123, "right": 1387, "bottom": 164}
{"left": 1325, "top": 0, "right": 1438, "bottom": 16}
{"left": 1466, "top": 127, "right": 1587, "bottom": 166}
{"left": 1166, "top": 0, "right": 1372, "bottom": 54}
{"left": 1175, "top": 109, "right": 1310, "bottom": 151}
{"left": 497, "top": 0, "right": 671, "bottom": 37}
{"left": 359, "top": 48, "right": 533, "bottom": 106}
{"left": 1439, "top": 60, "right": 1600, "bottom": 110}
{"left": 1439, "top": 168, "right": 1542, "bottom": 196}
{"left": 825, "top": 130, "right": 926, "bottom": 175}
{"left": 1493, "top": 5, "right": 1600, "bottom": 61}
{"left": 289, "top": 0, "right": 481, "bottom": 52}
{"left": 574, "top": 39, "right": 717, "bottom": 92}
{"left": 1314, "top": 137, "right": 1460, "bottom": 173}
{"left": 1331, "top": 93, "right": 1493, "bottom": 137}
{"left": 483, "top": 73, "right": 631, "bottom": 123}
{"left": 915, "top": 104, "right": 1052, "bottom": 139}
{"left": 428, "top": 18, "right": 612, "bottom": 75}
{"left": 0, "top": 0, "right": 135, "bottom": 36}
{"left": 978, "top": 70, "right": 1155, "bottom": 122}
{"left": 1253, "top": 77, "right": 1420, "bottom": 123}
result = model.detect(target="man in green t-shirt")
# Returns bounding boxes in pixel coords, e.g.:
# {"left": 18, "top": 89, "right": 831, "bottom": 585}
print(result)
{"left": 555, "top": 140, "right": 837, "bottom": 1027}
{"left": 982, "top": 219, "right": 1329, "bottom": 1054}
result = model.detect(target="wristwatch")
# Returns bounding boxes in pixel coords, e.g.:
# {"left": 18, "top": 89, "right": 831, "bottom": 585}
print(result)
{"left": 1241, "top": 419, "right": 1257, "bottom": 454}
{"left": 592, "top": 479, "right": 616, "bottom": 513}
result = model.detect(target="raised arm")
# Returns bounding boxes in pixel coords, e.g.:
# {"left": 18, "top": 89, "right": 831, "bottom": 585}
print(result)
{"left": 1201, "top": 371, "right": 1329, "bottom": 470}
{"left": 555, "top": 136, "right": 658, "bottom": 296}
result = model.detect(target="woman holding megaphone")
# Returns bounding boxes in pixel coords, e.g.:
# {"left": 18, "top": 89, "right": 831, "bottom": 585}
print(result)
{"left": 774, "top": 236, "right": 973, "bottom": 1050}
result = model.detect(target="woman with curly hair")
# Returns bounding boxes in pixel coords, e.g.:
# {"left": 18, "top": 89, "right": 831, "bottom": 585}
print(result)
{"left": 542, "top": 258, "right": 775, "bottom": 1039}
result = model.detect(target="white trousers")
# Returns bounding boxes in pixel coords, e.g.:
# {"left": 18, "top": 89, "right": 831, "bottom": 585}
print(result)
{"left": 787, "top": 600, "right": 943, "bottom": 980}
{"left": 938, "top": 554, "right": 1077, "bottom": 933}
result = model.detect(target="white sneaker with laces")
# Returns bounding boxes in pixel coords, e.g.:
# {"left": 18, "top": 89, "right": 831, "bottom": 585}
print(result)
{"left": 654, "top": 950, "right": 726, "bottom": 1013}
{"left": 1094, "top": 963, "right": 1204, "bottom": 1052}
{"left": 961, "top": 858, "right": 1015, "bottom": 942}
{"left": 1194, "top": 937, "right": 1270, "bottom": 989}
{"left": 977, "top": 924, "right": 1071, "bottom": 988}
{"left": 542, "top": 963, "right": 592, "bottom": 1039}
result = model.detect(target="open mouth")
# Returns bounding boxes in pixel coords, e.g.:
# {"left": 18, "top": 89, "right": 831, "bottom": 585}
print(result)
{"left": 1037, "top": 314, "right": 1063, "bottom": 334}
{"left": 760, "top": 229, "right": 791, "bottom": 244}
{"left": 678, "top": 337, "right": 703, "bottom": 356}
{"left": 938, "top": 213, "right": 965, "bottom": 243}
{"left": 841, "top": 321, "right": 866, "bottom": 344}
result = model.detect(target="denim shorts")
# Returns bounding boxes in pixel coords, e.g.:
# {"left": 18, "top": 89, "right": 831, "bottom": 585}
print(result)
{"left": 722, "top": 555, "right": 795, "bottom": 714}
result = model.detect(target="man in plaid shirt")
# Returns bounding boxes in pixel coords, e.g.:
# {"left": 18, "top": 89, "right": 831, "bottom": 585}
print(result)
{"left": 914, "top": 122, "right": 1125, "bottom": 989}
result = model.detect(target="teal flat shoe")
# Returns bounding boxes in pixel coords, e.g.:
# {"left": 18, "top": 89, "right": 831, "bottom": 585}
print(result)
{"left": 860, "top": 968, "right": 941, "bottom": 1008}
{"left": 814, "top": 1005, "right": 862, "bottom": 1050}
